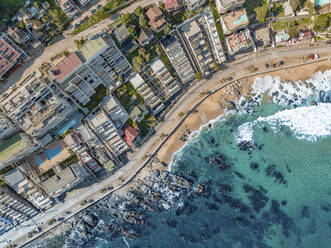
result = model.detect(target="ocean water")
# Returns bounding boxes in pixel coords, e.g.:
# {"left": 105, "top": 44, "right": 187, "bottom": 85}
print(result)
{"left": 27, "top": 70, "right": 331, "bottom": 248}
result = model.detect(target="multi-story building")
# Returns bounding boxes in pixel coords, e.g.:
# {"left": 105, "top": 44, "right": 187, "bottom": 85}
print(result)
{"left": 7, "top": 26, "right": 30, "bottom": 45}
{"left": 3, "top": 167, "right": 52, "bottom": 210}
{"left": 55, "top": 0, "right": 78, "bottom": 17}
{"left": 1, "top": 74, "right": 76, "bottom": 138}
{"left": 203, "top": 7, "right": 227, "bottom": 64}
{"left": 0, "top": 133, "right": 39, "bottom": 169}
{"left": 0, "top": 111, "right": 17, "bottom": 140}
{"left": 225, "top": 28, "right": 253, "bottom": 55}
{"left": 130, "top": 73, "right": 165, "bottom": 115}
{"left": 181, "top": 19, "right": 214, "bottom": 76}
{"left": 220, "top": 9, "right": 249, "bottom": 35}
{"left": 102, "top": 95, "right": 129, "bottom": 129}
{"left": 161, "top": 35, "right": 195, "bottom": 85}
{"left": 146, "top": 6, "right": 167, "bottom": 31}
{"left": 88, "top": 110, "right": 129, "bottom": 156}
{"left": 0, "top": 33, "right": 27, "bottom": 80}
{"left": 52, "top": 35, "right": 132, "bottom": 106}
{"left": 149, "top": 58, "right": 181, "bottom": 97}
{"left": 215, "top": 0, "right": 246, "bottom": 14}
{"left": 0, "top": 185, "right": 39, "bottom": 234}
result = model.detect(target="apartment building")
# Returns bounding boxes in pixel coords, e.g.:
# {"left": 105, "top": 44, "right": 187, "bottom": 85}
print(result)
{"left": 7, "top": 26, "right": 30, "bottom": 45}
{"left": 0, "top": 133, "right": 39, "bottom": 169}
{"left": 0, "top": 185, "right": 39, "bottom": 234}
{"left": 225, "top": 28, "right": 253, "bottom": 55}
{"left": 220, "top": 9, "right": 249, "bottom": 35}
{"left": 161, "top": 35, "right": 195, "bottom": 85}
{"left": 88, "top": 110, "right": 129, "bottom": 156}
{"left": 1, "top": 74, "right": 75, "bottom": 138}
{"left": 181, "top": 19, "right": 214, "bottom": 76}
{"left": 149, "top": 58, "right": 181, "bottom": 97}
{"left": 102, "top": 95, "right": 129, "bottom": 128}
{"left": 216, "top": 0, "right": 246, "bottom": 14}
{"left": 0, "top": 33, "right": 27, "bottom": 80}
{"left": 56, "top": 0, "right": 79, "bottom": 17}
{"left": 0, "top": 111, "right": 17, "bottom": 140}
{"left": 203, "top": 7, "right": 227, "bottom": 64}
{"left": 3, "top": 167, "right": 52, "bottom": 210}
{"left": 130, "top": 73, "right": 165, "bottom": 115}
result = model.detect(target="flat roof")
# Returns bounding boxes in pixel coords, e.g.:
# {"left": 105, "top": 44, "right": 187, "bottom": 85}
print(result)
{"left": 42, "top": 167, "right": 78, "bottom": 195}
{"left": 0, "top": 134, "right": 27, "bottom": 162}
{"left": 221, "top": 9, "right": 249, "bottom": 33}
{"left": 130, "top": 73, "right": 145, "bottom": 89}
{"left": 52, "top": 53, "right": 82, "bottom": 82}
{"left": 150, "top": 57, "right": 165, "bottom": 72}
{"left": 182, "top": 20, "right": 201, "bottom": 38}
{"left": 76, "top": 36, "right": 108, "bottom": 62}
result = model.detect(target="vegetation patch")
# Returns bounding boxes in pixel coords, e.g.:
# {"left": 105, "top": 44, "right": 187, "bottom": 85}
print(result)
{"left": 84, "top": 84, "right": 109, "bottom": 112}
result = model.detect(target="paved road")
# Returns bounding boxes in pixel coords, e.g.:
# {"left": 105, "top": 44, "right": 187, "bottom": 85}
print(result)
{"left": 2, "top": 44, "right": 331, "bottom": 248}
{"left": 0, "top": 0, "right": 158, "bottom": 95}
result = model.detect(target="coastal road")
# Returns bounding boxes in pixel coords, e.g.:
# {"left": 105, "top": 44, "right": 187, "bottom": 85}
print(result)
{"left": 4, "top": 44, "right": 331, "bottom": 248}
{"left": 0, "top": 0, "right": 158, "bottom": 95}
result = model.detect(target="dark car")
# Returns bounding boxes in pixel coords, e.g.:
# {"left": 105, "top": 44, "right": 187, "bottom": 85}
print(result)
{"left": 96, "top": 4, "right": 102, "bottom": 9}
{"left": 66, "top": 211, "right": 71, "bottom": 215}
{"left": 88, "top": 199, "right": 94, "bottom": 203}
{"left": 280, "top": 60, "right": 284, "bottom": 65}
{"left": 58, "top": 217, "right": 65, "bottom": 221}
{"left": 91, "top": 9, "right": 96, "bottom": 14}
{"left": 265, "top": 63, "right": 269, "bottom": 68}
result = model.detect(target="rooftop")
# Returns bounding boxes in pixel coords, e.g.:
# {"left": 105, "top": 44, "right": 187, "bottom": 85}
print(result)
{"left": 165, "top": 0, "right": 180, "bottom": 10}
{"left": 113, "top": 25, "right": 130, "bottom": 44}
{"left": 130, "top": 73, "right": 145, "bottom": 88}
{"left": 122, "top": 124, "right": 139, "bottom": 146}
{"left": 182, "top": 20, "right": 201, "bottom": 38}
{"left": 138, "top": 28, "right": 154, "bottom": 44}
{"left": 221, "top": 9, "right": 249, "bottom": 34}
{"left": 76, "top": 36, "right": 108, "bottom": 62}
{"left": 52, "top": 53, "right": 83, "bottom": 82}
{"left": 146, "top": 6, "right": 163, "bottom": 20}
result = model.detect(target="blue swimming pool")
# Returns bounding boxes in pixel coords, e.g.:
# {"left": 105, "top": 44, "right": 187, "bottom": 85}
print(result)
{"left": 35, "top": 156, "right": 44, "bottom": 166}
{"left": 55, "top": 119, "right": 77, "bottom": 136}
{"left": 233, "top": 14, "right": 248, "bottom": 26}
{"left": 45, "top": 147, "right": 62, "bottom": 160}
{"left": 316, "top": 0, "right": 331, "bottom": 6}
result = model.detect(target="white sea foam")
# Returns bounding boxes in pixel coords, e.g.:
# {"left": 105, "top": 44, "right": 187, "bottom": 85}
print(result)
{"left": 237, "top": 103, "right": 331, "bottom": 143}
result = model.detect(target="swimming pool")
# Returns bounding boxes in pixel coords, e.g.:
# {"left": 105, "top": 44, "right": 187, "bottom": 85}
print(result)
{"left": 233, "top": 14, "right": 248, "bottom": 26}
{"left": 55, "top": 119, "right": 77, "bottom": 136}
{"left": 35, "top": 156, "right": 44, "bottom": 166}
{"left": 315, "top": 0, "right": 331, "bottom": 6}
{"left": 45, "top": 147, "right": 62, "bottom": 160}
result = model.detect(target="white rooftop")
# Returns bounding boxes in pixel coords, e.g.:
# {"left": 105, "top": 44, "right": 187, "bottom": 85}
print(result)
{"left": 130, "top": 73, "right": 145, "bottom": 88}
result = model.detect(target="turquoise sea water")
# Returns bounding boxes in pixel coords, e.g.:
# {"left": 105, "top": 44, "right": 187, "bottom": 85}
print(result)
{"left": 27, "top": 71, "right": 331, "bottom": 248}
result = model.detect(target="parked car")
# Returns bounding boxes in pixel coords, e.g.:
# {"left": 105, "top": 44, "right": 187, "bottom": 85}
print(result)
{"left": 265, "top": 63, "right": 269, "bottom": 68}
{"left": 78, "top": 20, "right": 83, "bottom": 25}
{"left": 84, "top": 16, "right": 88, "bottom": 20}
{"left": 96, "top": 4, "right": 102, "bottom": 9}
{"left": 279, "top": 60, "right": 284, "bottom": 66}
{"left": 91, "top": 9, "right": 96, "bottom": 14}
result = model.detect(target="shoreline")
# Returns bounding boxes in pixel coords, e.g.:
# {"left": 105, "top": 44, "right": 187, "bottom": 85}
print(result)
{"left": 18, "top": 58, "right": 331, "bottom": 248}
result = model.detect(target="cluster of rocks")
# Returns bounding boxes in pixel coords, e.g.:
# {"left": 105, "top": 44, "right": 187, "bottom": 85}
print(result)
{"left": 204, "top": 152, "right": 232, "bottom": 171}
{"left": 58, "top": 169, "right": 193, "bottom": 247}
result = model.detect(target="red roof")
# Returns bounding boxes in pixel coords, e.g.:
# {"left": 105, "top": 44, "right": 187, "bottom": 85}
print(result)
{"left": 122, "top": 125, "right": 139, "bottom": 146}
{"left": 0, "top": 37, "right": 20, "bottom": 78}
{"left": 164, "top": 0, "right": 180, "bottom": 11}
{"left": 52, "top": 53, "right": 82, "bottom": 82}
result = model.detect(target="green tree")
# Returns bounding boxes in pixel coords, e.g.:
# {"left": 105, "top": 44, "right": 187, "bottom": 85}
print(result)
{"left": 139, "top": 14, "right": 148, "bottom": 28}
{"left": 255, "top": 3, "right": 270, "bottom": 24}
{"left": 119, "top": 13, "right": 133, "bottom": 26}
{"left": 138, "top": 47, "right": 146, "bottom": 57}
{"left": 159, "top": 2, "right": 165, "bottom": 11}
{"left": 49, "top": 8, "right": 69, "bottom": 31}
{"left": 134, "top": 6, "right": 144, "bottom": 16}
{"left": 128, "top": 25, "right": 138, "bottom": 39}
{"left": 41, "top": 15, "right": 49, "bottom": 24}
{"left": 290, "top": 0, "right": 300, "bottom": 10}
{"left": 287, "top": 26, "right": 299, "bottom": 38}
{"left": 313, "top": 14, "right": 329, "bottom": 32}
{"left": 33, "top": 1, "right": 40, "bottom": 9}
{"left": 196, "top": 72, "right": 202, "bottom": 80}
{"left": 17, "top": 21, "right": 25, "bottom": 29}
{"left": 164, "top": 25, "right": 171, "bottom": 34}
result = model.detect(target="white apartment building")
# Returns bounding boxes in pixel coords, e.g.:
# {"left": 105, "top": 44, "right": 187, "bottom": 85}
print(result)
{"left": 215, "top": 0, "right": 246, "bottom": 14}
{"left": 1, "top": 73, "right": 75, "bottom": 138}
{"left": 149, "top": 58, "right": 181, "bottom": 97}
{"left": 203, "top": 7, "right": 227, "bottom": 64}
{"left": 102, "top": 95, "right": 129, "bottom": 128}
{"left": 130, "top": 73, "right": 165, "bottom": 115}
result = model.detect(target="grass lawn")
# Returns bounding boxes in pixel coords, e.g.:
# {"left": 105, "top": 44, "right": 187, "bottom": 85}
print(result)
{"left": 209, "top": 0, "right": 225, "bottom": 41}
{"left": 0, "top": 134, "right": 27, "bottom": 162}
{"left": 115, "top": 82, "right": 144, "bottom": 111}
{"left": 137, "top": 113, "right": 157, "bottom": 137}
{"left": 272, "top": 2, "right": 285, "bottom": 18}
{"left": 272, "top": 18, "right": 312, "bottom": 31}
{"left": 84, "top": 84, "right": 109, "bottom": 112}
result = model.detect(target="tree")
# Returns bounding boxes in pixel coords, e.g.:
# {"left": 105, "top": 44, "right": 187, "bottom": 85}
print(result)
{"left": 119, "top": 13, "right": 133, "bottom": 26}
{"left": 138, "top": 14, "right": 148, "bottom": 28}
{"left": 128, "top": 25, "right": 138, "bottom": 39}
{"left": 138, "top": 47, "right": 146, "bottom": 57}
{"left": 159, "top": 2, "right": 165, "bottom": 10}
{"left": 49, "top": 8, "right": 69, "bottom": 31}
{"left": 313, "top": 14, "right": 329, "bottom": 32}
{"left": 118, "top": 75, "right": 123, "bottom": 82}
{"left": 33, "top": 1, "right": 40, "bottom": 9}
{"left": 41, "top": 15, "right": 49, "bottom": 24}
{"left": 164, "top": 25, "right": 171, "bottom": 34}
{"left": 196, "top": 72, "right": 202, "bottom": 80}
{"left": 134, "top": 6, "right": 144, "bottom": 16}
{"left": 255, "top": 3, "right": 270, "bottom": 24}
{"left": 287, "top": 26, "right": 299, "bottom": 38}
{"left": 17, "top": 21, "right": 25, "bottom": 29}
{"left": 290, "top": 0, "right": 300, "bottom": 11}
